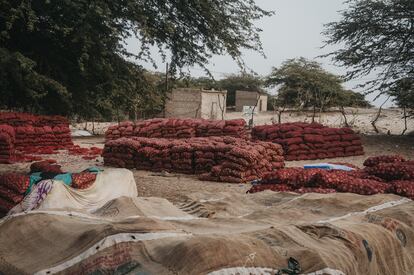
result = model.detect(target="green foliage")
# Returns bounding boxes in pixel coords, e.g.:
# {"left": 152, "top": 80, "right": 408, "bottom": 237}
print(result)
{"left": 389, "top": 78, "right": 414, "bottom": 115}
{"left": 0, "top": 48, "right": 71, "bottom": 115}
{"left": 0, "top": 0, "right": 272, "bottom": 119}
{"left": 334, "top": 90, "right": 372, "bottom": 108}
{"left": 173, "top": 76, "right": 220, "bottom": 91}
{"left": 323, "top": 0, "right": 414, "bottom": 99}
{"left": 266, "top": 58, "right": 370, "bottom": 110}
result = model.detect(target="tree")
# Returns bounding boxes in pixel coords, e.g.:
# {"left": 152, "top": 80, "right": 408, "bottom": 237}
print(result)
{"left": 390, "top": 78, "right": 414, "bottom": 112}
{"left": 0, "top": 0, "right": 272, "bottom": 118}
{"left": 0, "top": 48, "right": 71, "bottom": 115}
{"left": 266, "top": 58, "right": 370, "bottom": 119}
{"left": 172, "top": 76, "right": 219, "bottom": 90}
{"left": 333, "top": 90, "right": 372, "bottom": 108}
{"left": 389, "top": 78, "right": 414, "bottom": 134}
{"left": 323, "top": 0, "right": 414, "bottom": 98}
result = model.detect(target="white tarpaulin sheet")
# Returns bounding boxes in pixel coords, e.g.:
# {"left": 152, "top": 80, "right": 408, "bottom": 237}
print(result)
{"left": 39, "top": 168, "right": 137, "bottom": 211}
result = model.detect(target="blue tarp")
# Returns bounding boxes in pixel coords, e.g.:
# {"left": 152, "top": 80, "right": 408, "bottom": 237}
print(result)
{"left": 54, "top": 173, "right": 72, "bottom": 185}
{"left": 303, "top": 163, "right": 355, "bottom": 171}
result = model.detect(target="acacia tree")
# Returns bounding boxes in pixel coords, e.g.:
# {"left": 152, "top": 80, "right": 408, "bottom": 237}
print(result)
{"left": 0, "top": 0, "right": 272, "bottom": 118}
{"left": 323, "top": 0, "right": 414, "bottom": 105}
{"left": 266, "top": 58, "right": 339, "bottom": 113}
{"left": 266, "top": 58, "right": 369, "bottom": 121}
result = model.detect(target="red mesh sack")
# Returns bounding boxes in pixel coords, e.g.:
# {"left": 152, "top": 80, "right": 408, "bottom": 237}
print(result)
{"left": 0, "top": 197, "right": 15, "bottom": 213}
{"left": 247, "top": 184, "right": 293, "bottom": 194}
{"left": 365, "top": 162, "right": 414, "bottom": 181}
{"left": 30, "top": 160, "right": 58, "bottom": 173}
{"left": 391, "top": 181, "right": 414, "bottom": 199}
{"left": 303, "top": 134, "right": 324, "bottom": 143}
{"left": 0, "top": 186, "right": 24, "bottom": 203}
{"left": 0, "top": 173, "right": 30, "bottom": 194}
{"left": 71, "top": 173, "right": 97, "bottom": 189}
{"left": 363, "top": 155, "right": 406, "bottom": 167}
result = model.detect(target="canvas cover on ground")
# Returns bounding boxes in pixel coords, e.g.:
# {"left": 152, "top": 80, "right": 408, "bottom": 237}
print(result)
{"left": 0, "top": 191, "right": 413, "bottom": 274}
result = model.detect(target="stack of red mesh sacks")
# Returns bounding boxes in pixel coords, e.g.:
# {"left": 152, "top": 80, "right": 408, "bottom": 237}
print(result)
{"left": 252, "top": 122, "right": 364, "bottom": 160}
{"left": 0, "top": 112, "right": 73, "bottom": 153}
{"left": 0, "top": 125, "right": 15, "bottom": 164}
{"left": 103, "top": 136, "right": 284, "bottom": 183}
{"left": 363, "top": 155, "right": 414, "bottom": 199}
{"left": 105, "top": 118, "right": 248, "bottom": 141}
{"left": 247, "top": 155, "right": 414, "bottom": 199}
{"left": 0, "top": 174, "right": 29, "bottom": 216}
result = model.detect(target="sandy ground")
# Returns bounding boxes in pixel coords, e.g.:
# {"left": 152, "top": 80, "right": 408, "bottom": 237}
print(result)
{"left": 71, "top": 108, "right": 414, "bottom": 136}
{"left": 1, "top": 135, "right": 413, "bottom": 204}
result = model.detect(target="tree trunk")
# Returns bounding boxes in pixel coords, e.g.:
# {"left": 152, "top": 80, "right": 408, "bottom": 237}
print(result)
{"left": 402, "top": 107, "right": 408, "bottom": 135}
{"left": 312, "top": 105, "right": 316, "bottom": 123}
{"left": 278, "top": 106, "right": 286, "bottom": 124}
{"left": 371, "top": 97, "right": 389, "bottom": 133}
{"left": 134, "top": 105, "right": 138, "bottom": 122}
{"left": 250, "top": 93, "right": 260, "bottom": 128}
{"left": 318, "top": 106, "right": 323, "bottom": 123}
{"left": 217, "top": 94, "right": 226, "bottom": 120}
{"left": 340, "top": 106, "right": 349, "bottom": 127}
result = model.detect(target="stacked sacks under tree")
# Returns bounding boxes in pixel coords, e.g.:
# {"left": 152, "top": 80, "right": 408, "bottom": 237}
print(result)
{"left": 103, "top": 136, "right": 284, "bottom": 183}
{"left": 0, "top": 112, "right": 73, "bottom": 152}
{"left": 252, "top": 122, "right": 364, "bottom": 160}
{"left": 105, "top": 118, "right": 248, "bottom": 141}
{"left": 0, "top": 125, "right": 15, "bottom": 164}
{"left": 247, "top": 155, "right": 414, "bottom": 199}
{"left": 0, "top": 112, "right": 102, "bottom": 162}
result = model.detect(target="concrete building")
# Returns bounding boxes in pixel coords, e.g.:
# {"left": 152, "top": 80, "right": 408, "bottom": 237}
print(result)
{"left": 235, "top": 90, "right": 268, "bottom": 112}
{"left": 165, "top": 88, "right": 227, "bottom": 119}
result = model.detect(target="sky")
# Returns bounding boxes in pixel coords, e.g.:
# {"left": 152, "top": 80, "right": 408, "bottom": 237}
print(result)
{"left": 125, "top": 0, "right": 391, "bottom": 107}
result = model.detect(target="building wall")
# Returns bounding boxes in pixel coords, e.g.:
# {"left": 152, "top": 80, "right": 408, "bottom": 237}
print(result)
{"left": 200, "top": 91, "right": 227, "bottom": 120}
{"left": 165, "top": 88, "right": 227, "bottom": 119}
{"left": 258, "top": 95, "right": 268, "bottom": 112}
{"left": 235, "top": 91, "right": 268, "bottom": 112}
{"left": 165, "top": 88, "right": 202, "bottom": 118}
